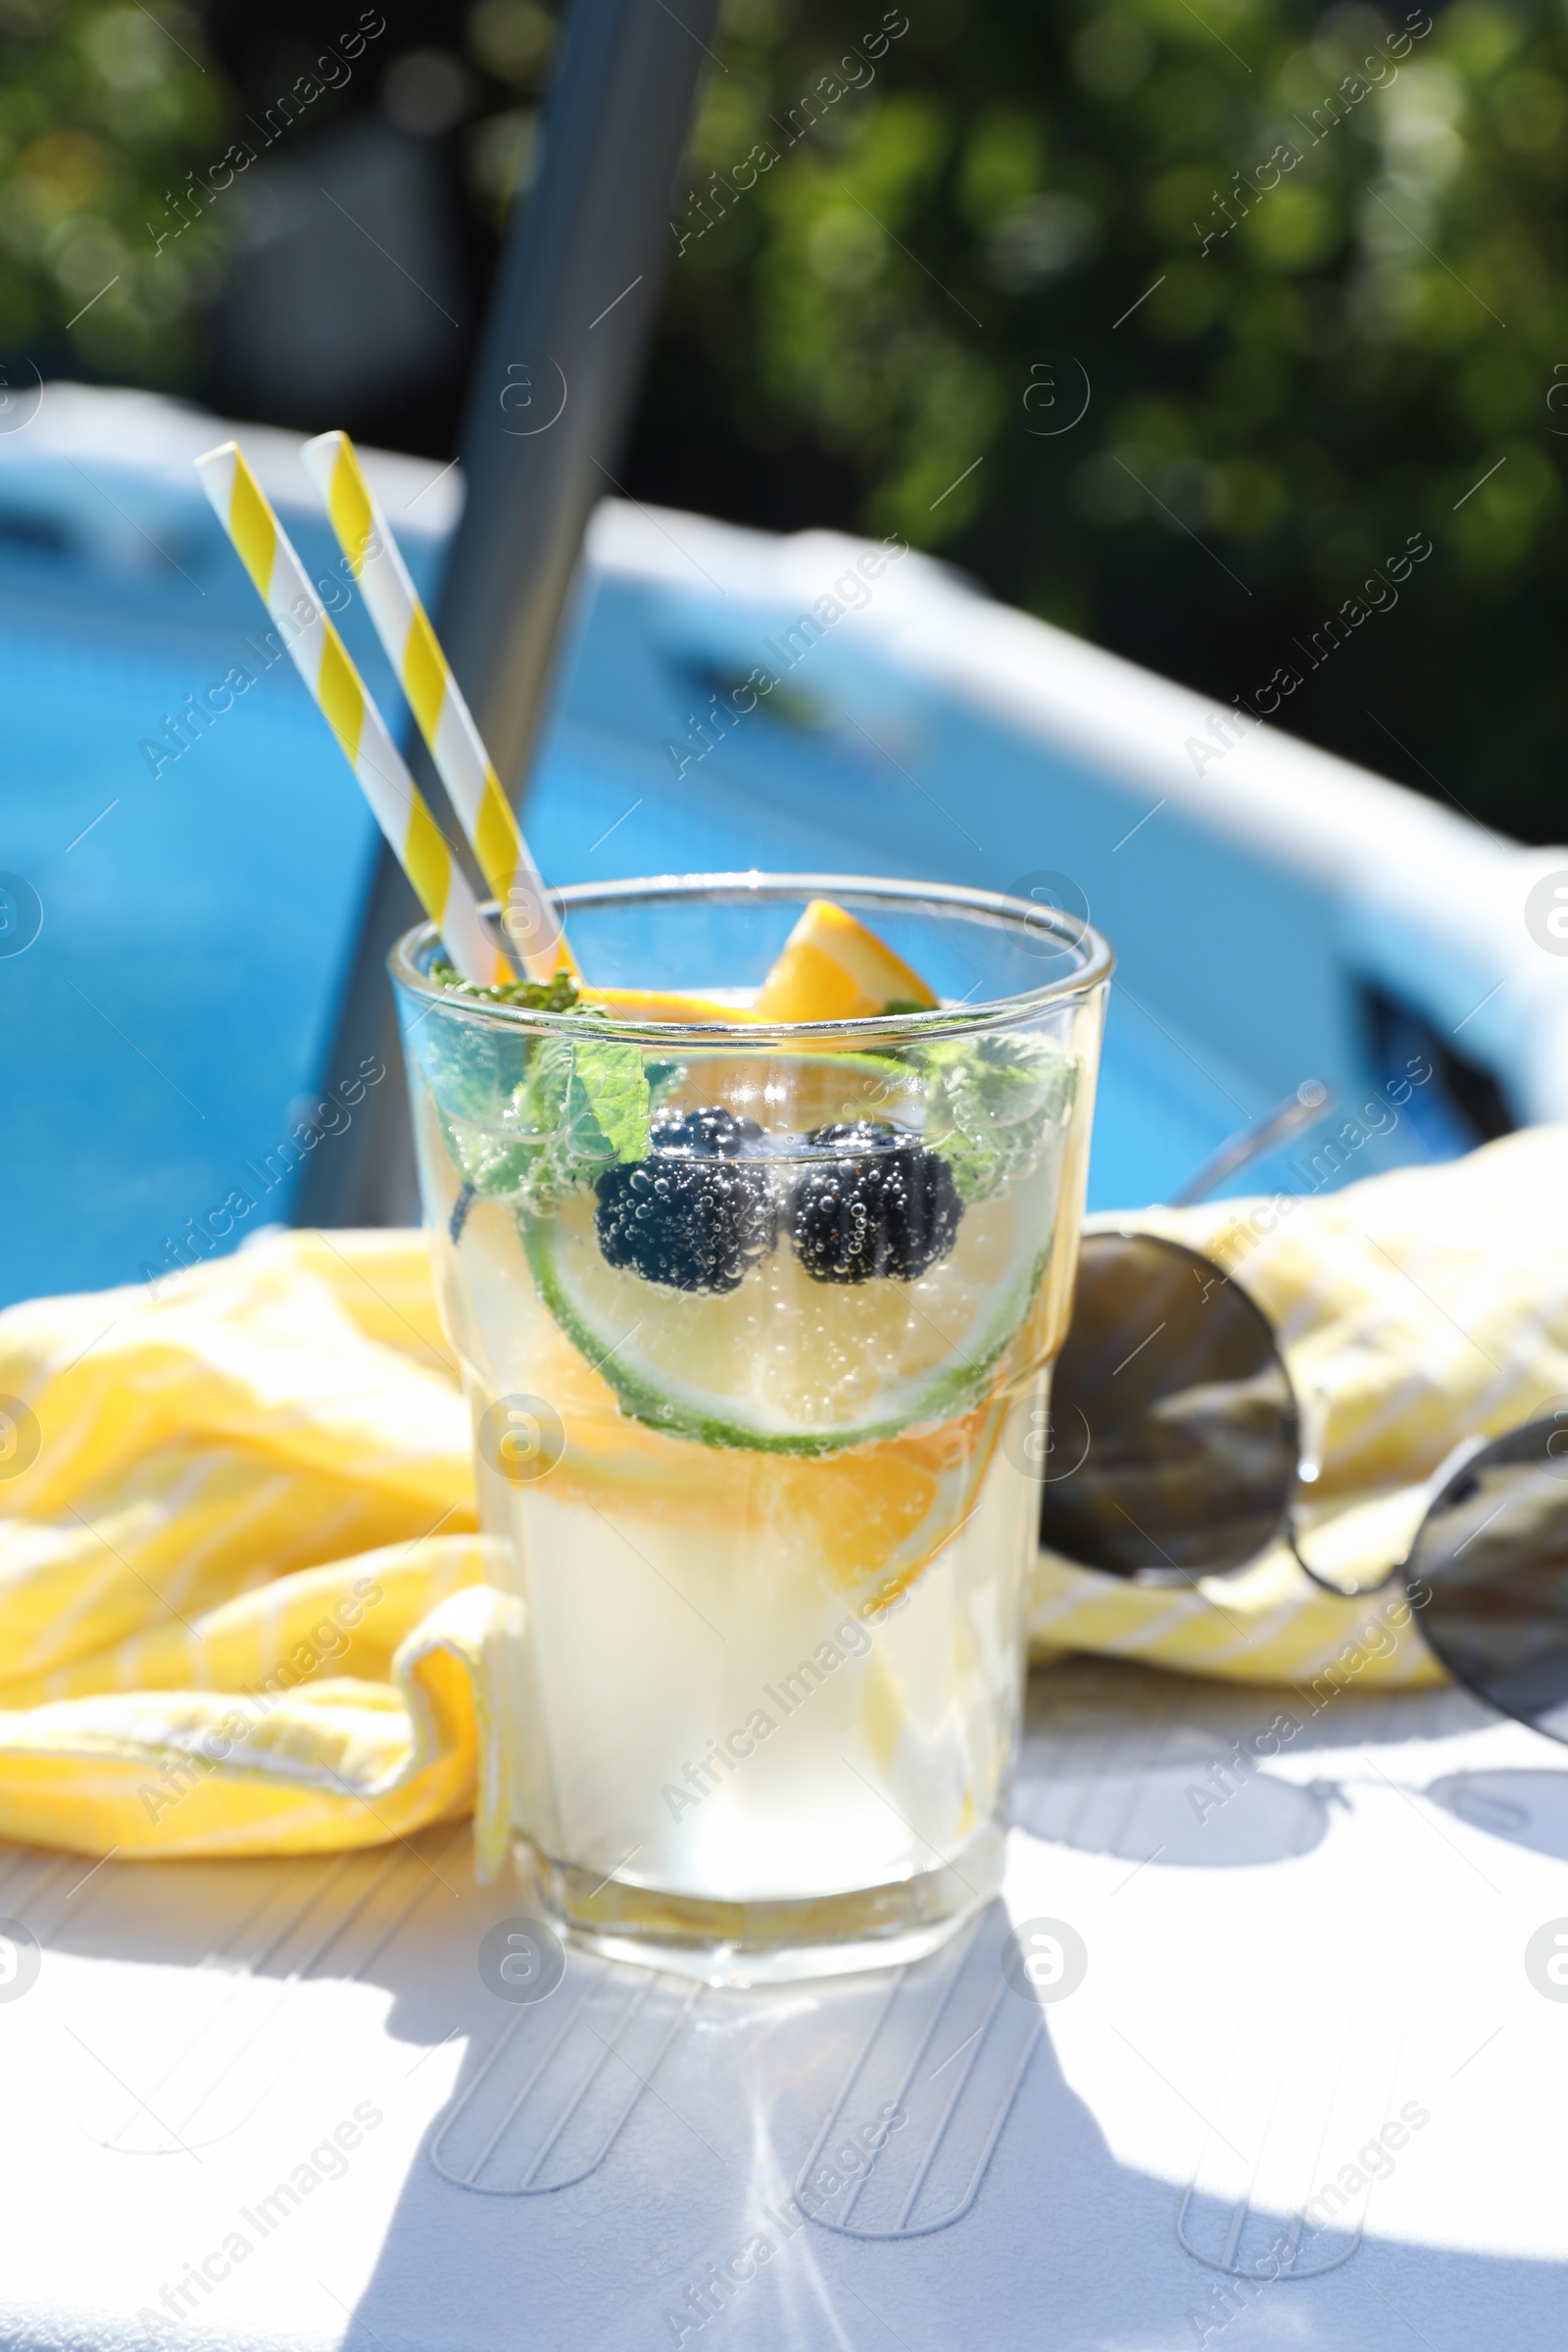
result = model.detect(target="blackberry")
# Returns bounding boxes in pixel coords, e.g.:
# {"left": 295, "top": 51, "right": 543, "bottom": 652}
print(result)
{"left": 790, "top": 1122, "right": 962, "bottom": 1284}
{"left": 595, "top": 1106, "right": 777, "bottom": 1293}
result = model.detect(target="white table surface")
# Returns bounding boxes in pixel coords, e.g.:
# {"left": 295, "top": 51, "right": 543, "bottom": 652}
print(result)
{"left": 4, "top": 1657, "right": 1564, "bottom": 2352}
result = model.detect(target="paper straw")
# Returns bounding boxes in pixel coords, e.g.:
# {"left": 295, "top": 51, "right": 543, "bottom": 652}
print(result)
{"left": 300, "top": 429, "right": 570, "bottom": 983}
{"left": 194, "top": 441, "right": 509, "bottom": 990}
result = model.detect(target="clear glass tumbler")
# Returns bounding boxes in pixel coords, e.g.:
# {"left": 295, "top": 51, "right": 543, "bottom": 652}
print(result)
{"left": 392, "top": 875, "right": 1110, "bottom": 1983}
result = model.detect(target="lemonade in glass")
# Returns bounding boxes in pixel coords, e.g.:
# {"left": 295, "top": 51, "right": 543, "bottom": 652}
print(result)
{"left": 393, "top": 876, "right": 1110, "bottom": 1982}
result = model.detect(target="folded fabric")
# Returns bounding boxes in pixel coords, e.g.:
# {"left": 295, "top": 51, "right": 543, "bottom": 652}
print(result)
{"left": 1, "top": 1126, "right": 1565, "bottom": 1864}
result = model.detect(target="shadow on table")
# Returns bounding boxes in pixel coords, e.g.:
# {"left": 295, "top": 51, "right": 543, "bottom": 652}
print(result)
{"left": 1425, "top": 1769, "right": 1568, "bottom": 1862}
{"left": 9, "top": 1647, "right": 1565, "bottom": 2350}
{"left": 1017, "top": 1654, "right": 1503, "bottom": 1868}
{"left": 334, "top": 1890, "right": 1568, "bottom": 2352}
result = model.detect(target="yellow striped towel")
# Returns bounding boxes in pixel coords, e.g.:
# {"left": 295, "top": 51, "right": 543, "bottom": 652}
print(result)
{"left": 1, "top": 1126, "right": 1564, "bottom": 1865}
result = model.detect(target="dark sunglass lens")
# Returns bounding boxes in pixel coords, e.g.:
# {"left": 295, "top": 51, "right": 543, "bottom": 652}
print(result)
{"left": 1039, "top": 1233, "right": 1297, "bottom": 1579}
{"left": 1410, "top": 1421, "right": 1568, "bottom": 1740}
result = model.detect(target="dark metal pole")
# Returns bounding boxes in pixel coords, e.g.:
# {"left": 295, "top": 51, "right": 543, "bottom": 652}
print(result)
{"left": 443, "top": 0, "right": 723, "bottom": 792}
{"left": 297, "top": 0, "right": 718, "bottom": 1229}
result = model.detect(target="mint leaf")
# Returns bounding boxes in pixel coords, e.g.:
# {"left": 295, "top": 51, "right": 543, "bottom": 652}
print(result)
{"left": 428, "top": 956, "right": 580, "bottom": 1014}
{"left": 414, "top": 978, "right": 687, "bottom": 1212}
{"left": 511, "top": 1030, "right": 685, "bottom": 1212}
{"left": 443, "top": 1124, "right": 539, "bottom": 1199}
{"left": 573, "top": 1034, "right": 653, "bottom": 1162}
{"left": 507, "top": 1027, "right": 638, "bottom": 1210}
{"left": 919, "top": 1032, "right": 1078, "bottom": 1202}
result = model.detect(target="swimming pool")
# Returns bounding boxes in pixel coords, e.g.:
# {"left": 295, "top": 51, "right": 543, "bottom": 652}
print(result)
{"left": 0, "top": 387, "right": 1539, "bottom": 1309}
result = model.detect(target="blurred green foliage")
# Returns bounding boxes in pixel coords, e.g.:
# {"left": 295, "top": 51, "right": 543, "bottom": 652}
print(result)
{"left": 645, "top": 0, "right": 1568, "bottom": 840}
{"left": 0, "top": 0, "right": 230, "bottom": 382}
{"left": 5, "top": 0, "right": 1564, "bottom": 839}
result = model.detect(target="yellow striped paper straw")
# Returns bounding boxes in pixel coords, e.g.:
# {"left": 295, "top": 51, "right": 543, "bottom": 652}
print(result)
{"left": 300, "top": 429, "right": 570, "bottom": 982}
{"left": 193, "top": 441, "right": 509, "bottom": 991}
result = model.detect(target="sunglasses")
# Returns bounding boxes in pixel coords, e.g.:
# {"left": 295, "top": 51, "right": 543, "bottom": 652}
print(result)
{"left": 1039, "top": 1231, "right": 1568, "bottom": 1747}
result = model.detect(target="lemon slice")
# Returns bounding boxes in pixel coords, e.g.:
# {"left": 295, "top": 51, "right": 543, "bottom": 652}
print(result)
{"left": 521, "top": 1182, "right": 1048, "bottom": 1453}
{"left": 754, "top": 900, "right": 938, "bottom": 1021}
{"left": 569, "top": 902, "right": 928, "bottom": 1026}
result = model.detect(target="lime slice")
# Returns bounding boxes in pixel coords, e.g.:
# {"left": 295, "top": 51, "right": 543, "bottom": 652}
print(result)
{"left": 520, "top": 1179, "right": 1050, "bottom": 1453}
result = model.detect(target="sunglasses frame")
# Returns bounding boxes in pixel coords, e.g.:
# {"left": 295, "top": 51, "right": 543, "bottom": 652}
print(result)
{"left": 1042, "top": 1229, "right": 1568, "bottom": 1749}
{"left": 1050, "top": 1230, "right": 1566, "bottom": 1605}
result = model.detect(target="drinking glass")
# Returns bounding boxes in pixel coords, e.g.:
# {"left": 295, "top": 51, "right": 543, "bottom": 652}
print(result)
{"left": 392, "top": 875, "right": 1111, "bottom": 1983}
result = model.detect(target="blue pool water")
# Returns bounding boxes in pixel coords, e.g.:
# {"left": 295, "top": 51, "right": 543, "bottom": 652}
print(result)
{"left": 0, "top": 470, "right": 1441, "bottom": 1310}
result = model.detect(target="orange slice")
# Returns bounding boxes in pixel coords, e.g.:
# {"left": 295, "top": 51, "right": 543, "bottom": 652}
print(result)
{"left": 578, "top": 985, "right": 761, "bottom": 1025}
{"left": 573, "top": 902, "right": 932, "bottom": 1027}
{"left": 528, "top": 1315, "right": 1009, "bottom": 1598}
{"left": 500, "top": 1287, "right": 1012, "bottom": 1599}
{"left": 754, "top": 900, "right": 938, "bottom": 1022}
